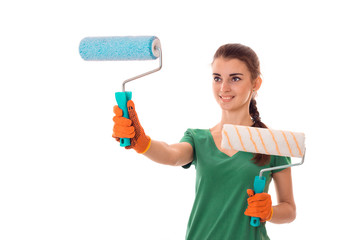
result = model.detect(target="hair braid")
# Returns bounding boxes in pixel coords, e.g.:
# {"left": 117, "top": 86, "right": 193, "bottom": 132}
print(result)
{"left": 250, "top": 99, "right": 271, "bottom": 166}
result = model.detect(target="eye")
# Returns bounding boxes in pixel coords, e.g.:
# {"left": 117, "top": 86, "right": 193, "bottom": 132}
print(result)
{"left": 214, "top": 76, "right": 222, "bottom": 82}
{"left": 232, "top": 77, "right": 241, "bottom": 82}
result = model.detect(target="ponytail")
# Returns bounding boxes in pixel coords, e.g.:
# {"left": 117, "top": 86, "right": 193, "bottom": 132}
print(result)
{"left": 250, "top": 99, "right": 271, "bottom": 166}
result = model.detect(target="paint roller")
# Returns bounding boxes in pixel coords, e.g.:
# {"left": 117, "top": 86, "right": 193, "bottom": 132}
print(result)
{"left": 221, "top": 124, "right": 306, "bottom": 227}
{"left": 79, "top": 36, "right": 162, "bottom": 147}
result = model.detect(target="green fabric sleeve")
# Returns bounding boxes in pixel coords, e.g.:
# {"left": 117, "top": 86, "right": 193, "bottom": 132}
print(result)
{"left": 271, "top": 155, "right": 292, "bottom": 174}
{"left": 179, "top": 128, "right": 196, "bottom": 169}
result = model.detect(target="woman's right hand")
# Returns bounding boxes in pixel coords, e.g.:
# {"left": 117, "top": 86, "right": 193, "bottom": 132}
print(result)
{"left": 112, "top": 104, "right": 135, "bottom": 141}
{"left": 112, "top": 100, "right": 151, "bottom": 154}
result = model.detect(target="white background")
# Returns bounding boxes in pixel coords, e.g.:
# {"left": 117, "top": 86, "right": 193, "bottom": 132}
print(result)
{"left": 1, "top": 0, "right": 359, "bottom": 239}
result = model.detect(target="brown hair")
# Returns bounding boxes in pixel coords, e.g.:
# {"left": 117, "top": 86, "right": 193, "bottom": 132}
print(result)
{"left": 213, "top": 43, "right": 271, "bottom": 166}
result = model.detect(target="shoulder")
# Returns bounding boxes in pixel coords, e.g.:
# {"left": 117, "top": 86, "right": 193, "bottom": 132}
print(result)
{"left": 180, "top": 128, "right": 210, "bottom": 145}
{"left": 185, "top": 128, "right": 210, "bottom": 138}
{"left": 270, "top": 155, "right": 292, "bottom": 174}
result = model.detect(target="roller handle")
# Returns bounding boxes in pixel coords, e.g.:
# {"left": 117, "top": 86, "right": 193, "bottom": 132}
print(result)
{"left": 250, "top": 176, "right": 266, "bottom": 227}
{"left": 115, "top": 91, "right": 133, "bottom": 147}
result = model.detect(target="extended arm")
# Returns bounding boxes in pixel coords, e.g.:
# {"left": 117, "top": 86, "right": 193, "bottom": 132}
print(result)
{"left": 143, "top": 141, "right": 193, "bottom": 166}
{"left": 112, "top": 100, "right": 193, "bottom": 167}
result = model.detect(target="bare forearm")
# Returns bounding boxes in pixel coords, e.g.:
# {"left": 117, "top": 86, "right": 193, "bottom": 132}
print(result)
{"left": 269, "top": 202, "right": 296, "bottom": 224}
{"left": 143, "top": 139, "right": 195, "bottom": 167}
{"left": 142, "top": 140, "right": 177, "bottom": 165}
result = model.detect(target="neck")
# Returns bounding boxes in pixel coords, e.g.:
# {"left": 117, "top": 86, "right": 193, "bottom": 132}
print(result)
{"left": 212, "top": 109, "right": 253, "bottom": 133}
{"left": 221, "top": 109, "right": 253, "bottom": 126}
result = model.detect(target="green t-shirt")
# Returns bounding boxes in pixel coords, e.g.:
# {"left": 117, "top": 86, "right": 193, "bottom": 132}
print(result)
{"left": 180, "top": 128, "right": 291, "bottom": 240}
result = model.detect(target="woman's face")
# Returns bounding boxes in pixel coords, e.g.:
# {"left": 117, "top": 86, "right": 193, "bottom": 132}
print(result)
{"left": 212, "top": 57, "right": 255, "bottom": 112}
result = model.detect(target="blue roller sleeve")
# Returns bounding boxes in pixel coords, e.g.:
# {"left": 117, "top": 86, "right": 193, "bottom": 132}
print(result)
{"left": 115, "top": 91, "right": 132, "bottom": 147}
{"left": 79, "top": 36, "right": 159, "bottom": 61}
{"left": 250, "top": 176, "right": 266, "bottom": 227}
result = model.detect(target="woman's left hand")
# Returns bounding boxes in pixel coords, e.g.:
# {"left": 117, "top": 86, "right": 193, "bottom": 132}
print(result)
{"left": 244, "top": 189, "right": 273, "bottom": 222}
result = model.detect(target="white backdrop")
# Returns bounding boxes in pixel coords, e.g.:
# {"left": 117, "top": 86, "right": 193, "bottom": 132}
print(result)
{"left": 1, "top": 0, "right": 359, "bottom": 239}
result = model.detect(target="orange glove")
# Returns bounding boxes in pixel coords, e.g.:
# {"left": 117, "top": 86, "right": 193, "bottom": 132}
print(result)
{"left": 112, "top": 100, "right": 151, "bottom": 154}
{"left": 244, "top": 189, "right": 273, "bottom": 222}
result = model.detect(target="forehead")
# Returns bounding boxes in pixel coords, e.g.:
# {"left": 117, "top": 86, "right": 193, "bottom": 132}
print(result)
{"left": 212, "top": 57, "right": 250, "bottom": 75}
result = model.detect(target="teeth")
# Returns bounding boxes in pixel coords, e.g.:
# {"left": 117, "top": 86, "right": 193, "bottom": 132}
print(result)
{"left": 221, "top": 96, "right": 233, "bottom": 99}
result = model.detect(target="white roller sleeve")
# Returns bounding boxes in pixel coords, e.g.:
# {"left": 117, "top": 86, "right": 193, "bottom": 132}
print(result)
{"left": 221, "top": 124, "right": 305, "bottom": 158}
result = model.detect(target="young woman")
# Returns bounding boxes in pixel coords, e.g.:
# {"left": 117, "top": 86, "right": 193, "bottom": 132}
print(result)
{"left": 112, "top": 43, "right": 296, "bottom": 239}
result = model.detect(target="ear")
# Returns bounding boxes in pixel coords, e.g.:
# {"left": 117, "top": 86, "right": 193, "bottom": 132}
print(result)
{"left": 254, "top": 77, "right": 262, "bottom": 91}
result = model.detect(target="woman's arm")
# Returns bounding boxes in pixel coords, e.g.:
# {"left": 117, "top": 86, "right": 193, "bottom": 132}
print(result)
{"left": 270, "top": 167, "right": 297, "bottom": 224}
{"left": 143, "top": 140, "right": 193, "bottom": 167}
{"left": 112, "top": 101, "right": 193, "bottom": 167}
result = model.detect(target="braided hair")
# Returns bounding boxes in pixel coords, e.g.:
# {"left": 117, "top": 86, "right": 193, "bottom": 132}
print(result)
{"left": 214, "top": 43, "right": 271, "bottom": 166}
{"left": 250, "top": 98, "right": 271, "bottom": 166}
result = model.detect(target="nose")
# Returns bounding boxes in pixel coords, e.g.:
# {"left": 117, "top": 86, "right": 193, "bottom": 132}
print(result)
{"left": 220, "top": 80, "right": 231, "bottom": 92}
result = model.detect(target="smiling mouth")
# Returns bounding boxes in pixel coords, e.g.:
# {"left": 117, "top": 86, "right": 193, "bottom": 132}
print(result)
{"left": 220, "top": 96, "right": 235, "bottom": 100}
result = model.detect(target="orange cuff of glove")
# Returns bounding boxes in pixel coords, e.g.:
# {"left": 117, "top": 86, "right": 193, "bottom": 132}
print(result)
{"left": 132, "top": 136, "right": 151, "bottom": 154}
{"left": 269, "top": 207, "right": 274, "bottom": 221}
{"left": 244, "top": 189, "right": 273, "bottom": 222}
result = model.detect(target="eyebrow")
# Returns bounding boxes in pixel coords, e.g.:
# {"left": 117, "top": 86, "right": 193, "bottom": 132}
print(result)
{"left": 212, "top": 73, "right": 244, "bottom": 76}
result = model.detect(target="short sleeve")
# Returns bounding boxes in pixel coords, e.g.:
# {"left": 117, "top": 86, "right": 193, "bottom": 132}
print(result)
{"left": 179, "top": 128, "right": 196, "bottom": 169}
{"left": 270, "top": 155, "right": 292, "bottom": 174}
